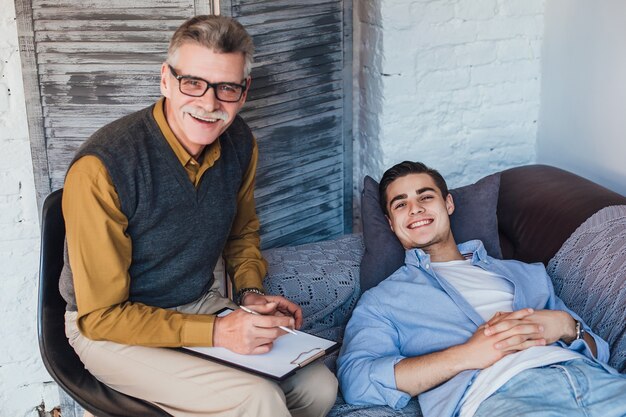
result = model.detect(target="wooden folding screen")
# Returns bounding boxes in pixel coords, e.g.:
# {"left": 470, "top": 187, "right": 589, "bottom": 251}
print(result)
{"left": 16, "top": 0, "right": 352, "bottom": 248}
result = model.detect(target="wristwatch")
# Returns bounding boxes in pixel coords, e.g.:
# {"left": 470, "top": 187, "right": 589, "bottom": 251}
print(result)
{"left": 236, "top": 287, "right": 265, "bottom": 305}
{"left": 574, "top": 320, "right": 585, "bottom": 341}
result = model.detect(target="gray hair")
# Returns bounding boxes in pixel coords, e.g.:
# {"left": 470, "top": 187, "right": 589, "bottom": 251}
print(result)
{"left": 168, "top": 15, "right": 254, "bottom": 78}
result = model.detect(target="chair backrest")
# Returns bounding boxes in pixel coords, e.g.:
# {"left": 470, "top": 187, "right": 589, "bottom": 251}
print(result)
{"left": 38, "top": 189, "right": 172, "bottom": 417}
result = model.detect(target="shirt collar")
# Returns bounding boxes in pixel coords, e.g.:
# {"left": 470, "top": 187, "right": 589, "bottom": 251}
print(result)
{"left": 404, "top": 239, "right": 489, "bottom": 269}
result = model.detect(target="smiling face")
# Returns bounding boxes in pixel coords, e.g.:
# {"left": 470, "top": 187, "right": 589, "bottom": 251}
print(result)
{"left": 385, "top": 173, "right": 458, "bottom": 259}
{"left": 160, "top": 42, "right": 249, "bottom": 158}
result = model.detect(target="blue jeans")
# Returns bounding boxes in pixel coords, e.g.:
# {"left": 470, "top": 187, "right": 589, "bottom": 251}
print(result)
{"left": 474, "top": 359, "right": 626, "bottom": 417}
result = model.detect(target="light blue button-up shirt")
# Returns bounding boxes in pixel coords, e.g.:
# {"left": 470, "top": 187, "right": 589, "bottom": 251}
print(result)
{"left": 337, "top": 240, "right": 611, "bottom": 417}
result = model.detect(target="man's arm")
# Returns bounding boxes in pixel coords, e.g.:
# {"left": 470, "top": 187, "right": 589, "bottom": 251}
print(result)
{"left": 395, "top": 308, "right": 545, "bottom": 397}
{"left": 222, "top": 138, "right": 267, "bottom": 294}
{"left": 337, "top": 296, "right": 410, "bottom": 409}
{"left": 337, "top": 298, "right": 544, "bottom": 408}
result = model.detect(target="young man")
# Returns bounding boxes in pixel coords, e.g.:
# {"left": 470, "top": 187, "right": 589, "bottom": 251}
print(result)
{"left": 337, "top": 161, "right": 626, "bottom": 417}
{"left": 60, "top": 15, "right": 337, "bottom": 417}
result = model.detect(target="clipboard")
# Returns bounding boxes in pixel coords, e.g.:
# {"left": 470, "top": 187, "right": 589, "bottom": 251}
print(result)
{"left": 178, "top": 308, "right": 340, "bottom": 381}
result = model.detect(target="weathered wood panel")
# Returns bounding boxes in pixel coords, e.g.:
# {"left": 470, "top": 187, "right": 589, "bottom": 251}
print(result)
{"left": 221, "top": 0, "right": 352, "bottom": 247}
{"left": 261, "top": 193, "right": 343, "bottom": 233}
{"left": 245, "top": 13, "right": 342, "bottom": 37}
{"left": 37, "top": 42, "right": 169, "bottom": 55}
{"left": 34, "top": 0, "right": 190, "bottom": 7}
{"left": 256, "top": 159, "right": 343, "bottom": 195}
{"left": 38, "top": 63, "right": 163, "bottom": 73}
{"left": 244, "top": 95, "right": 343, "bottom": 126}
{"left": 246, "top": 103, "right": 342, "bottom": 131}
{"left": 19, "top": 0, "right": 204, "bottom": 193}
{"left": 253, "top": 58, "right": 342, "bottom": 90}
{"left": 227, "top": 1, "right": 352, "bottom": 247}
{"left": 36, "top": 31, "right": 175, "bottom": 43}
{"left": 257, "top": 180, "right": 344, "bottom": 218}
{"left": 31, "top": 7, "right": 192, "bottom": 20}
{"left": 18, "top": 0, "right": 352, "bottom": 249}
{"left": 254, "top": 113, "right": 343, "bottom": 157}
{"left": 35, "top": 20, "right": 183, "bottom": 32}
{"left": 253, "top": 44, "right": 343, "bottom": 70}
{"left": 264, "top": 216, "right": 344, "bottom": 248}
{"left": 261, "top": 201, "right": 344, "bottom": 246}
{"left": 254, "top": 33, "right": 342, "bottom": 59}
{"left": 231, "top": 2, "right": 341, "bottom": 27}
{"left": 18, "top": 0, "right": 197, "bottom": 198}
{"left": 16, "top": 0, "right": 50, "bottom": 209}
{"left": 257, "top": 154, "right": 343, "bottom": 194}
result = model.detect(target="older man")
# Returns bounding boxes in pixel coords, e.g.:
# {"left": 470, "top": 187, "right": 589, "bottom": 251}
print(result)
{"left": 61, "top": 15, "right": 337, "bottom": 417}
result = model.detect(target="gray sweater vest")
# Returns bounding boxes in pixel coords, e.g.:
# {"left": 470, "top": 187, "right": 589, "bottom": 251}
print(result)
{"left": 60, "top": 104, "right": 254, "bottom": 310}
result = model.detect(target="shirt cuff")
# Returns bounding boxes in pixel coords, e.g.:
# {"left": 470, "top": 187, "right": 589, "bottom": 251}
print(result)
{"left": 180, "top": 314, "right": 216, "bottom": 346}
{"left": 233, "top": 266, "right": 265, "bottom": 293}
{"left": 369, "top": 355, "right": 411, "bottom": 410}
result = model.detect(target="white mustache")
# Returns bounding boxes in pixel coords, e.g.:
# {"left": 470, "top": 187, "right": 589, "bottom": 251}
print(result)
{"left": 184, "top": 106, "right": 229, "bottom": 122}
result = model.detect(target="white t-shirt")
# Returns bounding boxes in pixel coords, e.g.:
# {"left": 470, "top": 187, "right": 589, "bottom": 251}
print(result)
{"left": 431, "top": 259, "right": 513, "bottom": 322}
{"left": 431, "top": 259, "right": 584, "bottom": 417}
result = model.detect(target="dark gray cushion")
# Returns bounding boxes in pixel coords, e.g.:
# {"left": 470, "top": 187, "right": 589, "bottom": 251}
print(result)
{"left": 360, "top": 173, "right": 502, "bottom": 292}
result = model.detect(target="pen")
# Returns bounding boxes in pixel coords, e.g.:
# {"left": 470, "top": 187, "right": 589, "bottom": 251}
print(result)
{"left": 239, "top": 305, "right": 298, "bottom": 335}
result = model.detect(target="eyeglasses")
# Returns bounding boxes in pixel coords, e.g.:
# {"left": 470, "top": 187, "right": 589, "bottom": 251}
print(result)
{"left": 168, "top": 64, "right": 247, "bottom": 102}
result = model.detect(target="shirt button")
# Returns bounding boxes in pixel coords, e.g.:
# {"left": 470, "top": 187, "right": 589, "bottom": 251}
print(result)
{"left": 425, "top": 264, "right": 430, "bottom": 269}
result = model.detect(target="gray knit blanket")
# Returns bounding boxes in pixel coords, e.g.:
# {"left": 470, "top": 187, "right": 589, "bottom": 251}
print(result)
{"left": 263, "top": 234, "right": 364, "bottom": 342}
{"left": 547, "top": 205, "right": 626, "bottom": 372}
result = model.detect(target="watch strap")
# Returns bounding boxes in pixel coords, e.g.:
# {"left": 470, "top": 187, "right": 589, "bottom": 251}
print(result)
{"left": 575, "top": 320, "right": 585, "bottom": 340}
{"left": 236, "top": 287, "right": 265, "bottom": 305}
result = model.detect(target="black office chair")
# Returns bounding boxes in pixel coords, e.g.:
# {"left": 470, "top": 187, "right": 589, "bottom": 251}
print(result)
{"left": 38, "top": 189, "right": 172, "bottom": 417}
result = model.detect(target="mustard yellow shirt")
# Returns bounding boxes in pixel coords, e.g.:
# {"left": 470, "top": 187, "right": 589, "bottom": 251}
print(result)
{"left": 63, "top": 98, "right": 267, "bottom": 347}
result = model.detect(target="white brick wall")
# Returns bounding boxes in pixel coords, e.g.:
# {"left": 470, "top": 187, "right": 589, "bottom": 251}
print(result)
{"left": 353, "top": 0, "right": 545, "bottom": 228}
{"left": 1, "top": 1, "right": 59, "bottom": 415}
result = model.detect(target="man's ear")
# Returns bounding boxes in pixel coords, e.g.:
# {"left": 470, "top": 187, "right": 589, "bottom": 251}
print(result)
{"left": 240, "top": 76, "right": 252, "bottom": 103}
{"left": 160, "top": 62, "right": 171, "bottom": 98}
{"left": 446, "top": 193, "right": 455, "bottom": 215}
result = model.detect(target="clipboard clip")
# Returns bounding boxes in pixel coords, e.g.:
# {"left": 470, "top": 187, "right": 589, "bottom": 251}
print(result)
{"left": 290, "top": 348, "right": 325, "bottom": 367}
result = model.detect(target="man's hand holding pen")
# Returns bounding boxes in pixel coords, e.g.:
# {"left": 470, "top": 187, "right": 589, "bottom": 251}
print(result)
{"left": 239, "top": 305, "right": 298, "bottom": 335}
{"left": 241, "top": 292, "right": 303, "bottom": 328}
{"left": 213, "top": 294, "right": 303, "bottom": 355}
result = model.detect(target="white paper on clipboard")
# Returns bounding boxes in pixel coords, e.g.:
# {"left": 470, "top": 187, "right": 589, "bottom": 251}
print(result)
{"left": 180, "top": 308, "right": 339, "bottom": 380}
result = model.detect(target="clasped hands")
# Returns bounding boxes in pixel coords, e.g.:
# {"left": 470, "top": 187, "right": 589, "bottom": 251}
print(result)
{"left": 213, "top": 293, "right": 302, "bottom": 355}
{"left": 462, "top": 308, "right": 576, "bottom": 370}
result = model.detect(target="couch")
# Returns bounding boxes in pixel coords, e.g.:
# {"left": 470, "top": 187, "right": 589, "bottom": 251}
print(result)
{"left": 262, "top": 164, "right": 626, "bottom": 417}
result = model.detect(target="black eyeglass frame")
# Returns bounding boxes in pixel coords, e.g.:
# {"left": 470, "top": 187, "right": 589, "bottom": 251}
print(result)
{"left": 168, "top": 64, "right": 248, "bottom": 102}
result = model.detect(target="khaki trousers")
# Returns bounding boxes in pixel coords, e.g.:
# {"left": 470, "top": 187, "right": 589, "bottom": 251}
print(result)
{"left": 65, "top": 287, "right": 338, "bottom": 417}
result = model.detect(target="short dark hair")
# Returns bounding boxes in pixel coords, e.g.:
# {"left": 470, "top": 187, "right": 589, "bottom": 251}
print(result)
{"left": 378, "top": 161, "right": 449, "bottom": 215}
